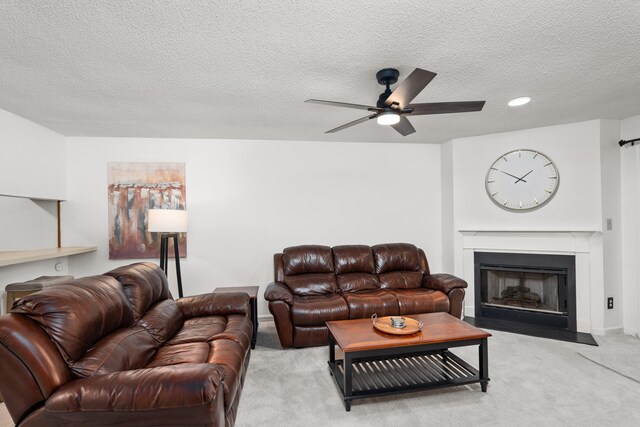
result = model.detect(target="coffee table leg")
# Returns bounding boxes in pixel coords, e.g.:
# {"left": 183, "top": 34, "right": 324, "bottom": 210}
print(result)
{"left": 329, "top": 334, "right": 336, "bottom": 373}
{"left": 479, "top": 337, "right": 489, "bottom": 392}
{"left": 344, "top": 353, "right": 352, "bottom": 411}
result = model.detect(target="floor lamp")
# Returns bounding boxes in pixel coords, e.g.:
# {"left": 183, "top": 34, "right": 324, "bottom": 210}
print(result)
{"left": 148, "top": 209, "right": 188, "bottom": 298}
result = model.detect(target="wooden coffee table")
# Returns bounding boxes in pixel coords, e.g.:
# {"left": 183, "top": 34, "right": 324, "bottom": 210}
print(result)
{"left": 326, "top": 312, "right": 491, "bottom": 411}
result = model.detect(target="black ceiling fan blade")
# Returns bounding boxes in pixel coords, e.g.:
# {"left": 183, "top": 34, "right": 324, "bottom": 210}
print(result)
{"left": 325, "top": 114, "right": 376, "bottom": 133}
{"left": 391, "top": 116, "right": 416, "bottom": 136}
{"left": 384, "top": 68, "right": 437, "bottom": 109}
{"left": 305, "top": 99, "right": 379, "bottom": 111}
{"left": 407, "top": 101, "right": 486, "bottom": 115}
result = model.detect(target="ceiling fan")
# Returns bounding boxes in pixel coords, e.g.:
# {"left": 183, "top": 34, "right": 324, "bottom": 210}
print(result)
{"left": 305, "top": 68, "right": 485, "bottom": 136}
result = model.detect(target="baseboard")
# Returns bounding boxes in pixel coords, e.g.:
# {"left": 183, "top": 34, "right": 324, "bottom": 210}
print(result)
{"left": 258, "top": 314, "right": 274, "bottom": 322}
{"left": 623, "top": 327, "right": 639, "bottom": 337}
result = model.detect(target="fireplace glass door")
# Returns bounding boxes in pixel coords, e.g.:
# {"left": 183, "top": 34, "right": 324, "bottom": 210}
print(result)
{"left": 480, "top": 267, "right": 567, "bottom": 316}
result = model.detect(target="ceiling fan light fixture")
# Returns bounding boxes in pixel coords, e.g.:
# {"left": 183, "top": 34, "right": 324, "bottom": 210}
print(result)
{"left": 508, "top": 96, "right": 531, "bottom": 107}
{"left": 377, "top": 111, "right": 400, "bottom": 126}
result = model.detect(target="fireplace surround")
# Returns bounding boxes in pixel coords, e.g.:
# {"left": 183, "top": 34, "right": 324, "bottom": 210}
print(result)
{"left": 459, "top": 230, "right": 604, "bottom": 337}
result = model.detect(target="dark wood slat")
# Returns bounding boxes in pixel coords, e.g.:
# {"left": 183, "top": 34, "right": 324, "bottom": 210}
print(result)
{"left": 369, "top": 360, "right": 396, "bottom": 389}
{"left": 421, "top": 354, "right": 451, "bottom": 380}
{"left": 325, "top": 114, "right": 375, "bottom": 134}
{"left": 385, "top": 68, "right": 437, "bottom": 109}
{"left": 401, "top": 357, "right": 432, "bottom": 384}
{"left": 407, "top": 101, "right": 485, "bottom": 115}
{"left": 391, "top": 116, "right": 416, "bottom": 136}
{"left": 408, "top": 356, "right": 440, "bottom": 382}
{"left": 305, "top": 99, "right": 378, "bottom": 111}
{"left": 390, "top": 359, "right": 418, "bottom": 385}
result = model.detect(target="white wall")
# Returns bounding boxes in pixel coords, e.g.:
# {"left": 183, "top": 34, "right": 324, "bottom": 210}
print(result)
{"left": 620, "top": 113, "right": 640, "bottom": 336}
{"left": 0, "top": 109, "right": 66, "bottom": 200}
{"left": 63, "top": 137, "right": 443, "bottom": 317}
{"left": 599, "top": 120, "right": 623, "bottom": 330}
{"left": 452, "top": 120, "right": 603, "bottom": 232}
{"left": 449, "top": 120, "right": 615, "bottom": 332}
{"left": 0, "top": 109, "right": 69, "bottom": 313}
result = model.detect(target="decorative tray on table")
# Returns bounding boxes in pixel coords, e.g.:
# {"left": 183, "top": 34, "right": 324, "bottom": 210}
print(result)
{"left": 371, "top": 314, "right": 424, "bottom": 335}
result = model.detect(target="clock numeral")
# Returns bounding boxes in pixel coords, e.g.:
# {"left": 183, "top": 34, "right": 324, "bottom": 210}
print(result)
{"left": 487, "top": 180, "right": 495, "bottom": 183}
{"left": 533, "top": 152, "right": 539, "bottom": 159}
{"left": 549, "top": 176, "right": 558, "bottom": 179}
{"left": 490, "top": 167, "right": 498, "bottom": 171}
{"left": 503, "top": 199, "right": 508, "bottom": 206}
{"left": 545, "top": 189, "right": 552, "bottom": 194}
{"left": 544, "top": 162, "right": 552, "bottom": 167}
{"left": 519, "top": 201, "right": 523, "bottom": 208}
{"left": 502, "top": 157, "right": 508, "bottom": 162}
{"left": 491, "top": 192, "right": 499, "bottom": 196}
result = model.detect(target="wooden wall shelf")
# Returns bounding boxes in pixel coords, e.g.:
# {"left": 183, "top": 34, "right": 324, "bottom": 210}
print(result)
{"left": 0, "top": 246, "right": 97, "bottom": 267}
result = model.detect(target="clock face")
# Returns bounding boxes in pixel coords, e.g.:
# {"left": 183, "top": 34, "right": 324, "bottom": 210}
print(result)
{"left": 485, "top": 149, "right": 559, "bottom": 211}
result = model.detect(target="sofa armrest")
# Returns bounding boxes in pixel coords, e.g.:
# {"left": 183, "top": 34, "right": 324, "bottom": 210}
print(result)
{"left": 176, "top": 292, "right": 250, "bottom": 319}
{"left": 46, "top": 364, "right": 225, "bottom": 413}
{"left": 423, "top": 273, "right": 468, "bottom": 294}
{"left": 264, "top": 282, "right": 294, "bottom": 305}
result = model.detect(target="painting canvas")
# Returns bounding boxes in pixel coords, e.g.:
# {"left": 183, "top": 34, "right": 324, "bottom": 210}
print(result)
{"left": 108, "top": 162, "right": 187, "bottom": 260}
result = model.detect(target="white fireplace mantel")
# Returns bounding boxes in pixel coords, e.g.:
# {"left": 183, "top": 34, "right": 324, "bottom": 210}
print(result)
{"left": 458, "top": 229, "right": 604, "bottom": 335}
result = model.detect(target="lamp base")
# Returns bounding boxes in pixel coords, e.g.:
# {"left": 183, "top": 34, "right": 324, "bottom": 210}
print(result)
{"left": 159, "top": 233, "right": 184, "bottom": 298}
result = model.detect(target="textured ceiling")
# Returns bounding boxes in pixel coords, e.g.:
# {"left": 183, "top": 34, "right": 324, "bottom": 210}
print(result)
{"left": 1, "top": 0, "right": 639, "bottom": 143}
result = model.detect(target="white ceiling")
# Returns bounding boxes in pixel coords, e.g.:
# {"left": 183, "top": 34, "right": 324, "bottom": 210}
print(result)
{"left": 1, "top": 1, "right": 639, "bottom": 143}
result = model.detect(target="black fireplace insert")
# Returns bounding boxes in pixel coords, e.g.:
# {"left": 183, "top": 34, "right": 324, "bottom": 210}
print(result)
{"left": 474, "top": 252, "right": 576, "bottom": 331}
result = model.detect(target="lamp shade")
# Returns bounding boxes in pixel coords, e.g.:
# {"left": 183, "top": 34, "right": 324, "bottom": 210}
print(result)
{"left": 148, "top": 209, "right": 188, "bottom": 233}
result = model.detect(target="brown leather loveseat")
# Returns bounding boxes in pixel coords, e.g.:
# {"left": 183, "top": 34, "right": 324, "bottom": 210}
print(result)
{"left": 0, "top": 263, "right": 251, "bottom": 427}
{"left": 265, "top": 243, "right": 468, "bottom": 348}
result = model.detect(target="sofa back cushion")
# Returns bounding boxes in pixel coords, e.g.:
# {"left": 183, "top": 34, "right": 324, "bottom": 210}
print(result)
{"left": 332, "top": 245, "right": 379, "bottom": 292}
{"left": 373, "top": 243, "right": 422, "bottom": 273}
{"left": 332, "top": 245, "right": 375, "bottom": 274}
{"left": 373, "top": 243, "right": 423, "bottom": 289}
{"left": 282, "top": 245, "right": 338, "bottom": 295}
{"left": 12, "top": 276, "right": 134, "bottom": 364}
{"left": 105, "top": 262, "right": 173, "bottom": 320}
{"left": 283, "top": 245, "right": 334, "bottom": 275}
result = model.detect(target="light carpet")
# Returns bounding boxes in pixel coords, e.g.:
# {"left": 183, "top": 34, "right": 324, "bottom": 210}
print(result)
{"left": 1, "top": 322, "right": 639, "bottom": 427}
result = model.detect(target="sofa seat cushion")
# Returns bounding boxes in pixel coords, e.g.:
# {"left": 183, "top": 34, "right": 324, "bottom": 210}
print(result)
{"left": 343, "top": 290, "right": 399, "bottom": 319}
{"left": 290, "top": 294, "right": 349, "bottom": 326}
{"left": 145, "top": 342, "right": 209, "bottom": 368}
{"left": 166, "top": 315, "right": 252, "bottom": 351}
{"left": 207, "top": 339, "right": 248, "bottom": 410}
{"left": 386, "top": 288, "right": 450, "bottom": 315}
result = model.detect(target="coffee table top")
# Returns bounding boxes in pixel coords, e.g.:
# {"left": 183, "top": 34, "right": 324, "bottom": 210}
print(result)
{"left": 326, "top": 312, "right": 491, "bottom": 352}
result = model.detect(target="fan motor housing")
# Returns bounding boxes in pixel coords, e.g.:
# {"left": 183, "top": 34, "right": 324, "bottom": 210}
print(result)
{"left": 376, "top": 68, "right": 399, "bottom": 86}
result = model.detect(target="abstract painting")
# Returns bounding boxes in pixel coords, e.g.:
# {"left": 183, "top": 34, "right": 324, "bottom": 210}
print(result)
{"left": 108, "top": 162, "right": 187, "bottom": 260}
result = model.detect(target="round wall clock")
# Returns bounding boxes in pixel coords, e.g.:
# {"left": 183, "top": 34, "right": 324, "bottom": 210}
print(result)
{"left": 485, "top": 149, "right": 559, "bottom": 211}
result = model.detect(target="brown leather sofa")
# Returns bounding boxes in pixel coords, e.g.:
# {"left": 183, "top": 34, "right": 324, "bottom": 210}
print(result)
{"left": 0, "top": 263, "right": 252, "bottom": 427}
{"left": 265, "top": 243, "right": 467, "bottom": 348}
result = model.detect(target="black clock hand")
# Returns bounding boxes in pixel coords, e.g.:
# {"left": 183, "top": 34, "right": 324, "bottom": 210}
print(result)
{"left": 515, "top": 169, "right": 534, "bottom": 184}
{"left": 500, "top": 170, "right": 527, "bottom": 182}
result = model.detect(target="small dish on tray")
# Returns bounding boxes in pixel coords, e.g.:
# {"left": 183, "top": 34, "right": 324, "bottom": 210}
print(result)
{"left": 371, "top": 313, "right": 424, "bottom": 335}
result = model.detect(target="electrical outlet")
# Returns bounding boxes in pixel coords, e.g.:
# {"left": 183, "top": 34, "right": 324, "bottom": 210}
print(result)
{"left": 607, "top": 297, "right": 614, "bottom": 309}
{"left": 606, "top": 218, "right": 613, "bottom": 230}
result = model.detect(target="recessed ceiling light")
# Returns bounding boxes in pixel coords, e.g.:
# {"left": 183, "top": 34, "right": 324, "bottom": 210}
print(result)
{"left": 508, "top": 96, "right": 531, "bottom": 107}
{"left": 377, "top": 111, "right": 401, "bottom": 126}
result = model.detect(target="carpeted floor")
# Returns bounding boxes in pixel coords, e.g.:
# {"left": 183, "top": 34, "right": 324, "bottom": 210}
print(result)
{"left": 1, "top": 321, "right": 639, "bottom": 426}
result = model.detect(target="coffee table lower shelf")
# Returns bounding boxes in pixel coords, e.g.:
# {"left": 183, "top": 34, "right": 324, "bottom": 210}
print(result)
{"left": 328, "top": 349, "right": 485, "bottom": 411}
